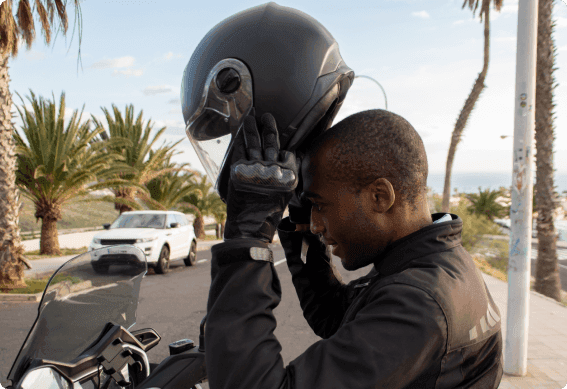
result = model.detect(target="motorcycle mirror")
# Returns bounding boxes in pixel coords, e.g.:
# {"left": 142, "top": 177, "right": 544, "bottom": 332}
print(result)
{"left": 103, "top": 223, "right": 111, "bottom": 230}
{"left": 16, "top": 366, "right": 72, "bottom": 389}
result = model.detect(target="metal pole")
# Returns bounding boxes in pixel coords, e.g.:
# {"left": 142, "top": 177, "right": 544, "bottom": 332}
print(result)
{"left": 354, "top": 75, "right": 388, "bottom": 110}
{"left": 505, "top": 0, "right": 538, "bottom": 377}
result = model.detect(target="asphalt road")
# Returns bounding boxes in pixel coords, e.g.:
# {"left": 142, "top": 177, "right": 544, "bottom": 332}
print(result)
{"left": 0, "top": 243, "right": 373, "bottom": 388}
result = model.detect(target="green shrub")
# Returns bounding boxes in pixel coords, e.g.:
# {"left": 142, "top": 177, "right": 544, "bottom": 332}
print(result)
{"left": 450, "top": 200, "right": 502, "bottom": 252}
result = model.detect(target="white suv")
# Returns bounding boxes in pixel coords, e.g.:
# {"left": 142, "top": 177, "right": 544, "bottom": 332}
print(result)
{"left": 88, "top": 210, "right": 198, "bottom": 274}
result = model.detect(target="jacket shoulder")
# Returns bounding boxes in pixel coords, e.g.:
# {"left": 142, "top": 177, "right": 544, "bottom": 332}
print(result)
{"left": 386, "top": 246, "right": 502, "bottom": 351}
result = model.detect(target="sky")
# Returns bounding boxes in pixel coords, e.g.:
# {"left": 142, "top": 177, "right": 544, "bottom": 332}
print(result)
{"left": 7, "top": 0, "right": 567, "bottom": 191}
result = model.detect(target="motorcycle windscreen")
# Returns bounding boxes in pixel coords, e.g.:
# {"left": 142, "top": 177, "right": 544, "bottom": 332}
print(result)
{"left": 7, "top": 246, "right": 147, "bottom": 385}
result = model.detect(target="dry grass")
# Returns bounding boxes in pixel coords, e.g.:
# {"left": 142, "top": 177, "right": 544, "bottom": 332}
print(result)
{"left": 471, "top": 249, "right": 567, "bottom": 308}
{"left": 19, "top": 196, "right": 119, "bottom": 234}
{"left": 24, "top": 247, "right": 88, "bottom": 260}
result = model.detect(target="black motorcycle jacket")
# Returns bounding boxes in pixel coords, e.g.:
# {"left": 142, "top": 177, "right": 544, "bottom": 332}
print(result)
{"left": 205, "top": 213, "right": 503, "bottom": 389}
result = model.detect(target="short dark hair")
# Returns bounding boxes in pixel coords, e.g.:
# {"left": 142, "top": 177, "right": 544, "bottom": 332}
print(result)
{"left": 308, "top": 109, "right": 428, "bottom": 205}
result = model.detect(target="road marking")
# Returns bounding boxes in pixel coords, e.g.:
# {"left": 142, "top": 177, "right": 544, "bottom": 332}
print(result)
{"left": 197, "top": 259, "right": 208, "bottom": 263}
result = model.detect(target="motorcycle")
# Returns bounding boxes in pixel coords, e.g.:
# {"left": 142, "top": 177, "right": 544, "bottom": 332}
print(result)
{"left": 5, "top": 245, "right": 208, "bottom": 389}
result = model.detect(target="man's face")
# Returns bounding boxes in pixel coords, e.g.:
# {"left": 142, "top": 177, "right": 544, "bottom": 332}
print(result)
{"left": 301, "top": 143, "right": 389, "bottom": 271}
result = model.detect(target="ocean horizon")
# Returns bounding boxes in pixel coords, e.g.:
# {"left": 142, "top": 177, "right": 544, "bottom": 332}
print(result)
{"left": 427, "top": 172, "right": 567, "bottom": 195}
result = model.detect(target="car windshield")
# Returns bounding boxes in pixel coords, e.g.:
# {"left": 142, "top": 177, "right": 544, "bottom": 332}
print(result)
{"left": 110, "top": 214, "right": 166, "bottom": 229}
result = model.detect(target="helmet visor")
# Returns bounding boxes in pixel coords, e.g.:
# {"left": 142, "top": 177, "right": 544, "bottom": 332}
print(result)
{"left": 183, "top": 58, "right": 253, "bottom": 187}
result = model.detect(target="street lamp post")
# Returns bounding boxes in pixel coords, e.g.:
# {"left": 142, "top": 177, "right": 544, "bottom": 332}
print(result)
{"left": 354, "top": 75, "right": 388, "bottom": 110}
{"left": 505, "top": 0, "right": 538, "bottom": 377}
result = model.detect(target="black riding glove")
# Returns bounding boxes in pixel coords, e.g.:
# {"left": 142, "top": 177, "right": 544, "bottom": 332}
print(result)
{"left": 224, "top": 113, "right": 299, "bottom": 243}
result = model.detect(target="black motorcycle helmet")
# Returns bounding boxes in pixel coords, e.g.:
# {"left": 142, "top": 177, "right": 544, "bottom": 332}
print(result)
{"left": 181, "top": 2, "right": 354, "bottom": 201}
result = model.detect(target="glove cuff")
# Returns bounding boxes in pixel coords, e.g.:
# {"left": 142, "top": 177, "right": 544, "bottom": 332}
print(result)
{"left": 212, "top": 239, "right": 273, "bottom": 266}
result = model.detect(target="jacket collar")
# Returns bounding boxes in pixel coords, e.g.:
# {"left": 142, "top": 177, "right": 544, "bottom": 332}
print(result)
{"left": 373, "top": 213, "right": 463, "bottom": 277}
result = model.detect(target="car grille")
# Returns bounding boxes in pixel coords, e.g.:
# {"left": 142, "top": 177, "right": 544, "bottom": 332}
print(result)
{"left": 100, "top": 239, "right": 137, "bottom": 245}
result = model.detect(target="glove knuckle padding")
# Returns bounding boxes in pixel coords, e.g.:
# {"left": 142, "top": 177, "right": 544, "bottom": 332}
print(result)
{"left": 233, "top": 163, "right": 296, "bottom": 190}
{"left": 231, "top": 153, "right": 298, "bottom": 195}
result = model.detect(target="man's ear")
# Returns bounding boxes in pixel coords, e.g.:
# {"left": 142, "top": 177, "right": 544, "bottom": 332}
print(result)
{"left": 368, "top": 178, "right": 395, "bottom": 213}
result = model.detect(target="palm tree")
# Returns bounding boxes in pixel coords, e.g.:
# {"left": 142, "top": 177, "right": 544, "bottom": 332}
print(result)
{"left": 210, "top": 197, "right": 227, "bottom": 239}
{"left": 92, "top": 104, "right": 183, "bottom": 214}
{"left": 465, "top": 187, "right": 507, "bottom": 222}
{"left": 144, "top": 156, "right": 202, "bottom": 211}
{"left": 534, "top": 0, "right": 562, "bottom": 301}
{"left": 0, "top": 0, "right": 83, "bottom": 289}
{"left": 14, "top": 91, "right": 125, "bottom": 255}
{"left": 180, "top": 176, "right": 220, "bottom": 239}
{"left": 442, "top": 0, "right": 503, "bottom": 212}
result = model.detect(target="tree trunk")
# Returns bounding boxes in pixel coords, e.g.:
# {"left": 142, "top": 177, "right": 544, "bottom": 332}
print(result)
{"left": 534, "top": 0, "right": 561, "bottom": 301}
{"left": 114, "top": 188, "right": 135, "bottom": 214}
{"left": 215, "top": 223, "right": 221, "bottom": 239}
{"left": 193, "top": 215, "right": 206, "bottom": 239}
{"left": 40, "top": 217, "right": 61, "bottom": 256}
{"left": 0, "top": 51, "right": 27, "bottom": 290}
{"left": 220, "top": 221, "right": 225, "bottom": 238}
{"left": 442, "top": 9, "right": 491, "bottom": 212}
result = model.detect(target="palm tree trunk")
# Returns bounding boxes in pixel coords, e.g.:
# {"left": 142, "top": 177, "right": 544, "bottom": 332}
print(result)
{"left": 442, "top": 9, "right": 491, "bottom": 212}
{"left": 215, "top": 223, "right": 221, "bottom": 239}
{"left": 40, "top": 217, "right": 61, "bottom": 255}
{"left": 534, "top": 0, "right": 561, "bottom": 301}
{"left": 0, "top": 51, "right": 27, "bottom": 290}
{"left": 194, "top": 215, "right": 206, "bottom": 240}
{"left": 114, "top": 188, "right": 135, "bottom": 214}
{"left": 220, "top": 221, "right": 225, "bottom": 238}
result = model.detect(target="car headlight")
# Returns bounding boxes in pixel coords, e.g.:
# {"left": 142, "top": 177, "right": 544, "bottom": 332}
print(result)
{"left": 93, "top": 238, "right": 101, "bottom": 244}
{"left": 136, "top": 236, "right": 158, "bottom": 243}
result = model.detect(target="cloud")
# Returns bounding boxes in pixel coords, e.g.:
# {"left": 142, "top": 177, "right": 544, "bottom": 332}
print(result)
{"left": 559, "top": 45, "right": 567, "bottom": 51}
{"left": 90, "top": 56, "right": 135, "bottom": 69}
{"left": 168, "top": 98, "right": 181, "bottom": 105}
{"left": 500, "top": 0, "right": 518, "bottom": 14}
{"left": 169, "top": 107, "right": 182, "bottom": 115}
{"left": 555, "top": 16, "right": 567, "bottom": 28}
{"left": 412, "top": 10, "right": 430, "bottom": 19}
{"left": 64, "top": 107, "right": 91, "bottom": 126}
{"left": 154, "top": 119, "right": 185, "bottom": 135}
{"left": 164, "top": 52, "right": 184, "bottom": 61}
{"left": 113, "top": 68, "right": 143, "bottom": 77}
{"left": 453, "top": 20, "right": 465, "bottom": 25}
{"left": 143, "top": 85, "right": 174, "bottom": 96}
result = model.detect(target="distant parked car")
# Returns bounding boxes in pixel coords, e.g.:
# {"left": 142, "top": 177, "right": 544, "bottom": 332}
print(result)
{"left": 88, "top": 210, "right": 197, "bottom": 274}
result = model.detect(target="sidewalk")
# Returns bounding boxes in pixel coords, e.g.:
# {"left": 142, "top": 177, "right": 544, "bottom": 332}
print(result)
{"left": 483, "top": 273, "right": 567, "bottom": 388}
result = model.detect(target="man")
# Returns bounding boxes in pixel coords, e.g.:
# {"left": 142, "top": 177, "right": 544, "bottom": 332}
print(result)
{"left": 204, "top": 109, "right": 503, "bottom": 388}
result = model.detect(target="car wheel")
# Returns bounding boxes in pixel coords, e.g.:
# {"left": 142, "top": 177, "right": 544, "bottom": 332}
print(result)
{"left": 92, "top": 262, "right": 109, "bottom": 274}
{"left": 184, "top": 241, "right": 197, "bottom": 266}
{"left": 155, "top": 246, "right": 170, "bottom": 274}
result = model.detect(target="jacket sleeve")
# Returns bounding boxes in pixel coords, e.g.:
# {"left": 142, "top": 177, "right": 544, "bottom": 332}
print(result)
{"left": 205, "top": 238, "right": 448, "bottom": 389}
{"left": 276, "top": 218, "right": 350, "bottom": 339}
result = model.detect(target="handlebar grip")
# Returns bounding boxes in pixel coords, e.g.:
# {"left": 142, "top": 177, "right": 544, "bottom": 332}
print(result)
{"left": 137, "top": 346, "right": 206, "bottom": 389}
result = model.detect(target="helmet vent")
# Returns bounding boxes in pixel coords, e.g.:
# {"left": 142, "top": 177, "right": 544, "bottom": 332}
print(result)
{"left": 216, "top": 68, "right": 241, "bottom": 94}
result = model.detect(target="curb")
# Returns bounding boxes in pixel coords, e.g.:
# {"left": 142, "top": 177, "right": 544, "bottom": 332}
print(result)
{"left": 0, "top": 280, "right": 93, "bottom": 302}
